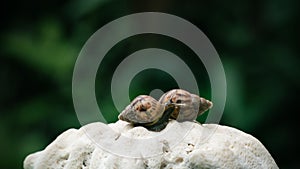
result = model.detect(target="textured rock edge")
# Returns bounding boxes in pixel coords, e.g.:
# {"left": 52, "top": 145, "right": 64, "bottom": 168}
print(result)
{"left": 24, "top": 120, "right": 279, "bottom": 169}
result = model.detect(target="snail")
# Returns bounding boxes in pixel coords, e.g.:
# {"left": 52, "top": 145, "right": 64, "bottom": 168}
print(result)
{"left": 118, "top": 95, "right": 176, "bottom": 131}
{"left": 118, "top": 89, "right": 213, "bottom": 131}
{"left": 159, "top": 89, "right": 213, "bottom": 122}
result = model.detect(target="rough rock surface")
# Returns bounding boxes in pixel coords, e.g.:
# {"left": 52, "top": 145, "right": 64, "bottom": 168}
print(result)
{"left": 24, "top": 120, "right": 278, "bottom": 169}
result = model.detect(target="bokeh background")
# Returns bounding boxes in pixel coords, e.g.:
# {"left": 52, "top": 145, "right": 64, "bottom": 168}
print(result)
{"left": 1, "top": 0, "right": 299, "bottom": 168}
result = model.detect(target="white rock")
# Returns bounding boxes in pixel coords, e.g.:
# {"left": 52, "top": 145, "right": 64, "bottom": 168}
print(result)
{"left": 24, "top": 120, "right": 278, "bottom": 169}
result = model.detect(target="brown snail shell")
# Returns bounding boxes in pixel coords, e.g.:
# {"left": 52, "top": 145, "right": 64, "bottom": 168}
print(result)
{"left": 118, "top": 95, "right": 165, "bottom": 124}
{"left": 159, "top": 89, "right": 213, "bottom": 122}
{"left": 118, "top": 89, "right": 213, "bottom": 131}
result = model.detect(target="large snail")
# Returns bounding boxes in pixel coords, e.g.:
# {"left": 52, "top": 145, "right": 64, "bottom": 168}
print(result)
{"left": 159, "top": 89, "right": 213, "bottom": 122}
{"left": 118, "top": 89, "right": 213, "bottom": 131}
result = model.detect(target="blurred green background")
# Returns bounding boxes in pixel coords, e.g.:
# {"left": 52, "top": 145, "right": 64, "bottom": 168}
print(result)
{"left": 1, "top": 0, "right": 299, "bottom": 168}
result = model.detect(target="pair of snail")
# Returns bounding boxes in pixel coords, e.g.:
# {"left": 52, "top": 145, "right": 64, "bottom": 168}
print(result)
{"left": 118, "top": 89, "right": 213, "bottom": 131}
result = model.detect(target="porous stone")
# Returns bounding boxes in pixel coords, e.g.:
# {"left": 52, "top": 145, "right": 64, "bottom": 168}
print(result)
{"left": 24, "top": 120, "right": 278, "bottom": 169}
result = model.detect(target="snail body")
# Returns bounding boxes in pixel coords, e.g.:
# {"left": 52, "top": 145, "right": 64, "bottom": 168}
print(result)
{"left": 118, "top": 89, "right": 213, "bottom": 131}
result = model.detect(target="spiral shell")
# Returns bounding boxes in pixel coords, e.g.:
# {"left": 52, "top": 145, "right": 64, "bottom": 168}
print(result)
{"left": 118, "top": 95, "right": 165, "bottom": 124}
{"left": 159, "top": 89, "right": 212, "bottom": 121}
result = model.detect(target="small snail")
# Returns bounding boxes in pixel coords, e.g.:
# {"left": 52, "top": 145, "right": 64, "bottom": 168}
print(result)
{"left": 118, "top": 89, "right": 213, "bottom": 131}
{"left": 159, "top": 89, "right": 213, "bottom": 122}
{"left": 118, "top": 95, "right": 176, "bottom": 131}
